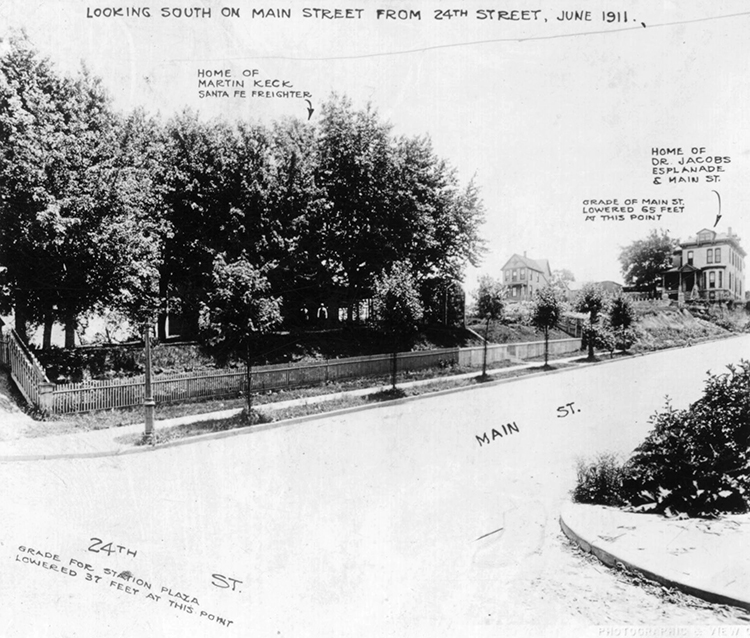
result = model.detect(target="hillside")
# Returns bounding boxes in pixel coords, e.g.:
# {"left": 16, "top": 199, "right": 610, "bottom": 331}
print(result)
{"left": 630, "top": 302, "right": 742, "bottom": 351}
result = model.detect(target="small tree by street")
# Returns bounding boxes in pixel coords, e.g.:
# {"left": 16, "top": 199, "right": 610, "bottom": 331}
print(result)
{"left": 201, "top": 255, "right": 282, "bottom": 418}
{"left": 372, "top": 261, "right": 424, "bottom": 389}
{"left": 530, "top": 286, "right": 564, "bottom": 369}
{"left": 474, "top": 275, "right": 506, "bottom": 378}
{"left": 575, "top": 283, "right": 606, "bottom": 361}
{"left": 607, "top": 294, "right": 637, "bottom": 353}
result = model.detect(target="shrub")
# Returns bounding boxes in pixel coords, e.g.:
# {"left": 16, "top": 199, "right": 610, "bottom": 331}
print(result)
{"left": 503, "top": 301, "right": 532, "bottom": 325}
{"left": 581, "top": 321, "right": 614, "bottom": 358}
{"left": 573, "top": 453, "right": 627, "bottom": 506}
{"left": 621, "top": 361, "right": 750, "bottom": 517}
{"left": 614, "top": 327, "right": 637, "bottom": 352}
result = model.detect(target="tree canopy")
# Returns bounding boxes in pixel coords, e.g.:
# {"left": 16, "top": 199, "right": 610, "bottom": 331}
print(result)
{"left": 474, "top": 275, "right": 506, "bottom": 322}
{"left": 474, "top": 274, "right": 506, "bottom": 377}
{"left": 372, "top": 261, "right": 425, "bottom": 340}
{"left": 0, "top": 34, "right": 161, "bottom": 346}
{"left": 0, "top": 42, "right": 486, "bottom": 348}
{"left": 529, "top": 286, "right": 564, "bottom": 367}
{"left": 619, "top": 229, "right": 675, "bottom": 292}
{"left": 574, "top": 283, "right": 607, "bottom": 360}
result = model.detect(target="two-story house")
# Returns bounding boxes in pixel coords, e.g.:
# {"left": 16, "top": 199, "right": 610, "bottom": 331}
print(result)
{"left": 501, "top": 253, "right": 552, "bottom": 301}
{"left": 661, "top": 228, "right": 745, "bottom": 302}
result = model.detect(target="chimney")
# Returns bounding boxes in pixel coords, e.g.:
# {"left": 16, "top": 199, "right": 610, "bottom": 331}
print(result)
{"left": 728, "top": 226, "right": 733, "bottom": 236}
{"left": 523, "top": 251, "right": 527, "bottom": 257}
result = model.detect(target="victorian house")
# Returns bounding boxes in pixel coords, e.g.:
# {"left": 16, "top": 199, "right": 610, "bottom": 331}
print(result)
{"left": 661, "top": 228, "right": 745, "bottom": 302}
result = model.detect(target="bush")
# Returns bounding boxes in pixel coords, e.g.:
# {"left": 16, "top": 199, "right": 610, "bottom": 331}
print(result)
{"left": 621, "top": 361, "right": 750, "bottom": 517}
{"left": 614, "top": 327, "right": 637, "bottom": 352}
{"left": 503, "top": 301, "right": 532, "bottom": 325}
{"left": 573, "top": 453, "right": 627, "bottom": 506}
{"left": 581, "top": 321, "right": 614, "bottom": 357}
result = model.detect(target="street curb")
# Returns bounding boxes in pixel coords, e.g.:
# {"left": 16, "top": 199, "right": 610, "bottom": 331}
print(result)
{"left": 1, "top": 334, "right": 745, "bottom": 462}
{"left": 559, "top": 510, "right": 750, "bottom": 612}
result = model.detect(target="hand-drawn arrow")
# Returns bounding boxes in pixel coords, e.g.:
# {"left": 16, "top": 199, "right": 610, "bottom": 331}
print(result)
{"left": 712, "top": 189, "right": 722, "bottom": 227}
{"left": 305, "top": 99, "right": 314, "bottom": 121}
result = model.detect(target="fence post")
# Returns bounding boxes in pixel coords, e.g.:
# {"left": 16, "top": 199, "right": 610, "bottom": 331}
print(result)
{"left": 38, "top": 381, "right": 56, "bottom": 414}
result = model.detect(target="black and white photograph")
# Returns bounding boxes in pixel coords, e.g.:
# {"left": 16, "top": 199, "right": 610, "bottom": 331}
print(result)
{"left": 0, "top": 1, "right": 749, "bottom": 636}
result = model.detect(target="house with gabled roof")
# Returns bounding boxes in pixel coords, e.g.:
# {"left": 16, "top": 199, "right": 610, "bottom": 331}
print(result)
{"left": 500, "top": 253, "right": 553, "bottom": 301}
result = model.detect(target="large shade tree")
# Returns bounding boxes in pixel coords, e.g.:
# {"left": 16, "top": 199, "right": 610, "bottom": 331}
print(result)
{"left": 0, "top": 34, "right": 161, "bottom": 346}
{"left": 619, "top": 229, "right": 675, "bottom": 293}
{"left": 1, "top": 41, "right": 486, "bottom": 347}
{"left": 315, "top": 95, "right": 486, "bottom": 321}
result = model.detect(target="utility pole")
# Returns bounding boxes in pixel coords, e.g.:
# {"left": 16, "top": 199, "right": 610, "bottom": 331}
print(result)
{"left": 143, "top": 322, "right": 155, "bottom": 442}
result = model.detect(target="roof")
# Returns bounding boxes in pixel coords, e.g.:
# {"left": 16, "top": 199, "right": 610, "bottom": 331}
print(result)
{"left": 500, "top": 254, "right": 552, "bottom": 276}
{"left": 680, "top": 228, "right": 746, "bottom": 256}
{"left": 664, "top": 264, "right": 701, "bottom": 273}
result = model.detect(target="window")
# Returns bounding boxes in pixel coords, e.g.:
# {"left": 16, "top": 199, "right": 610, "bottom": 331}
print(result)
{"left": 715, "top": 248, "right": 721, "bottom": 263}
{"left": 687, "top": 250, "right": 694, "bottom": 265}
{"left": 709, "top": 271, "right": 716, "bottom": 288}
{"left": 707, "top": 249, "right": 713, "bottom": 264}
{"left": 719, "top": 271, "right": 723, "bottom": 288}
{"left": 521, "top": 269, "right": 526, "bottom": 280}
{"left": 512, "top": 269, "right": 517, "bottom": 281}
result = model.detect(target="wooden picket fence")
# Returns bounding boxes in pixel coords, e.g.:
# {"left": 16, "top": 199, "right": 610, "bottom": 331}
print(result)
{"left": 0, "top": 327, "right": 581, "bottom": 415}
{"left": 0, "top": 327, "right": 54, "bottom": 409}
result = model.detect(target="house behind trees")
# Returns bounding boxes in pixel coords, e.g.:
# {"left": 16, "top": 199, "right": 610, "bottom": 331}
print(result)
{"left": 501, "top": 253, "right": 552, "bottom": 301}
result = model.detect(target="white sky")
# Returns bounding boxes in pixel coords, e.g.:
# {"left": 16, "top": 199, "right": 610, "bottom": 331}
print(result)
{"left": 2, "top": 0, "right": 749, "bottom": 291}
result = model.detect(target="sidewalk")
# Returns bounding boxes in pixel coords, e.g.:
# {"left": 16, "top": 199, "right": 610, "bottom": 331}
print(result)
{"left": 0, "top": 356, "right": 581, "bottom": 461}
{"left": 560, "top": 502, "right": 750, "bottom": 612}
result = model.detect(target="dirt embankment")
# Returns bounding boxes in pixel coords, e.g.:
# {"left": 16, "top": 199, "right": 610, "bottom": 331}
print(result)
{"left": 632, "top": 306, "right": 734, "bottom": 351}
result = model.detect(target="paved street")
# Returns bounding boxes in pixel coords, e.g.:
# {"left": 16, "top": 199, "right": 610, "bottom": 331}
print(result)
{"left": 1, "top": 336, "right": 749, "bottom": 637}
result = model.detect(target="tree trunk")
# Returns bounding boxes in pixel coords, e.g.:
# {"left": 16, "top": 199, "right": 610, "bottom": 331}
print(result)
{"left": 544, "top": 327, "right": 550, "bottom": 367}
{"left": 14, "top": 298, "right": 28, "bottom": 343}
{"left": 183, "top": 304, "right": 200, "bottom": 339}
{"left": 64, "top": 311, "right": 76, "bottom": 349}
{"left": 391, "top": 351, "right": 397, "bottom": 390}
{"left": 42, "top": 313, "right": 54, "bottom": 350}
{"left": 482, "top": 316, "right": 490, "bottom": 377}
{"left": 587, "top": 313, "right": 598, "bottom": 360}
